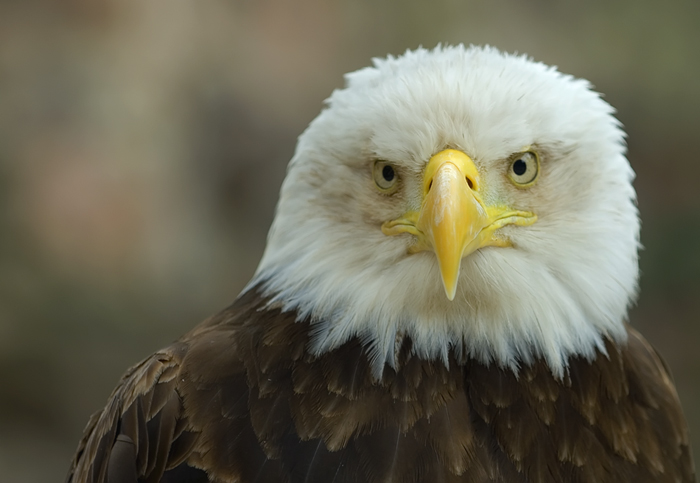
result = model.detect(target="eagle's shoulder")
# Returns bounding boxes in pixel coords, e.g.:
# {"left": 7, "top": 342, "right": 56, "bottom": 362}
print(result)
{"left": 470, "top": 325, "right": 695, "bottom": 482}
{"left": 64, "top": 340, "right": 195, "bottom": 483}
{"left": 64, "top": 290, "right": 281, "bottom": 483}
{"left": 620, "top": 327, "right": 695, "bottom": 479}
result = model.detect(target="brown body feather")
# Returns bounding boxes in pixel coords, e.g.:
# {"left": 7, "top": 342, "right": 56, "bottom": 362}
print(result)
{"left": 66, "top": 288, "right": 695, "bottom": 483}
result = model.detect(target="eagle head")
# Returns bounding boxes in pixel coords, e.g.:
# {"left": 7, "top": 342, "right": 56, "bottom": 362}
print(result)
{"left": 250, "top": 45, "right": 639, "bottom": 378}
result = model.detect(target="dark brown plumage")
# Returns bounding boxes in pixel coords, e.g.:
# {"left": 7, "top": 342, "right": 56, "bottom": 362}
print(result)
{"left": 66, "top": 287, "right": 695, "bottom": 483}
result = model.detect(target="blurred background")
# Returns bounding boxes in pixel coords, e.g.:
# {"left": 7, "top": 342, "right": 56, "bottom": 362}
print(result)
{"left": 0, "top": 0, "right": 698, "bottom": 480}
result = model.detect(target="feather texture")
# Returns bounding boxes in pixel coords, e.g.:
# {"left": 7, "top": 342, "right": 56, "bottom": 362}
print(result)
{"left": 66, "top": 288, "right": 695, "bottom": 483}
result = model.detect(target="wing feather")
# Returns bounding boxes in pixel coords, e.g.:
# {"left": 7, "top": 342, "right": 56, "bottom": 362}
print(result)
{"left": 65, "top": 344, "right": 195, "bottom": 483}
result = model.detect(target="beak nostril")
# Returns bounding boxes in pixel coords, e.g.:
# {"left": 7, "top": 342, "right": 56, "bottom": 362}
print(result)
{"left": 428, "top": 180, "right": 433, "bottom": 192}
{"left": 466, "top": 177, "right": 474, "bottom": 190}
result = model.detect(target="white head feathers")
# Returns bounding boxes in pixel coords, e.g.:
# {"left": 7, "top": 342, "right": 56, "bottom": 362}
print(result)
{"left": 250, "top": 45, "right": 639, "bottom": 378}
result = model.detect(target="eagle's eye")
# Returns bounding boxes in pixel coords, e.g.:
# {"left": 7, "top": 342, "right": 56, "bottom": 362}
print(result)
{"left": 508, "top": 151, "right": 539, "bottom": 186}
{"left": 373, "top": 161, "right": 399, "bottom": 192}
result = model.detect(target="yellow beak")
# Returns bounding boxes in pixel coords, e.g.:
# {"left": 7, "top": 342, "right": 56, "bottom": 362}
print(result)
{"left": 382, "top": 149, "right": 537, "bottom": 300}
{"left": 416, "top": 150, "right": 487, "bottom": 299}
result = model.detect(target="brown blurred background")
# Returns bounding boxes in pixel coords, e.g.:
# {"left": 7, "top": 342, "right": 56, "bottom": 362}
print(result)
{"left": 0, "top": 1, "right": 698, "bottom": 480}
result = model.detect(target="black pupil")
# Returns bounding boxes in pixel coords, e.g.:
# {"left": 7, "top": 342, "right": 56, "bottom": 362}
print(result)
{"left": 382, "top": 165, "right": 395, "bottom": 182}
{"left": 512, "top": 159, "right": 527, "bottom": 176}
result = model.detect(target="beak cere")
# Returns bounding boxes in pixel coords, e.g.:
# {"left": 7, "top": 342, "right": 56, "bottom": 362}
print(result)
{"left": 416, "top": 150, "right": 490, "bottom": 300}
{"left": 381, "top": 149, "right": 537, "bottom": 301}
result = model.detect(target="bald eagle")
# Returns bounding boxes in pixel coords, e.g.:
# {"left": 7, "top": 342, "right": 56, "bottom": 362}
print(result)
{"left": 66, "top": 45, "right": 695, "bottom": 483}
